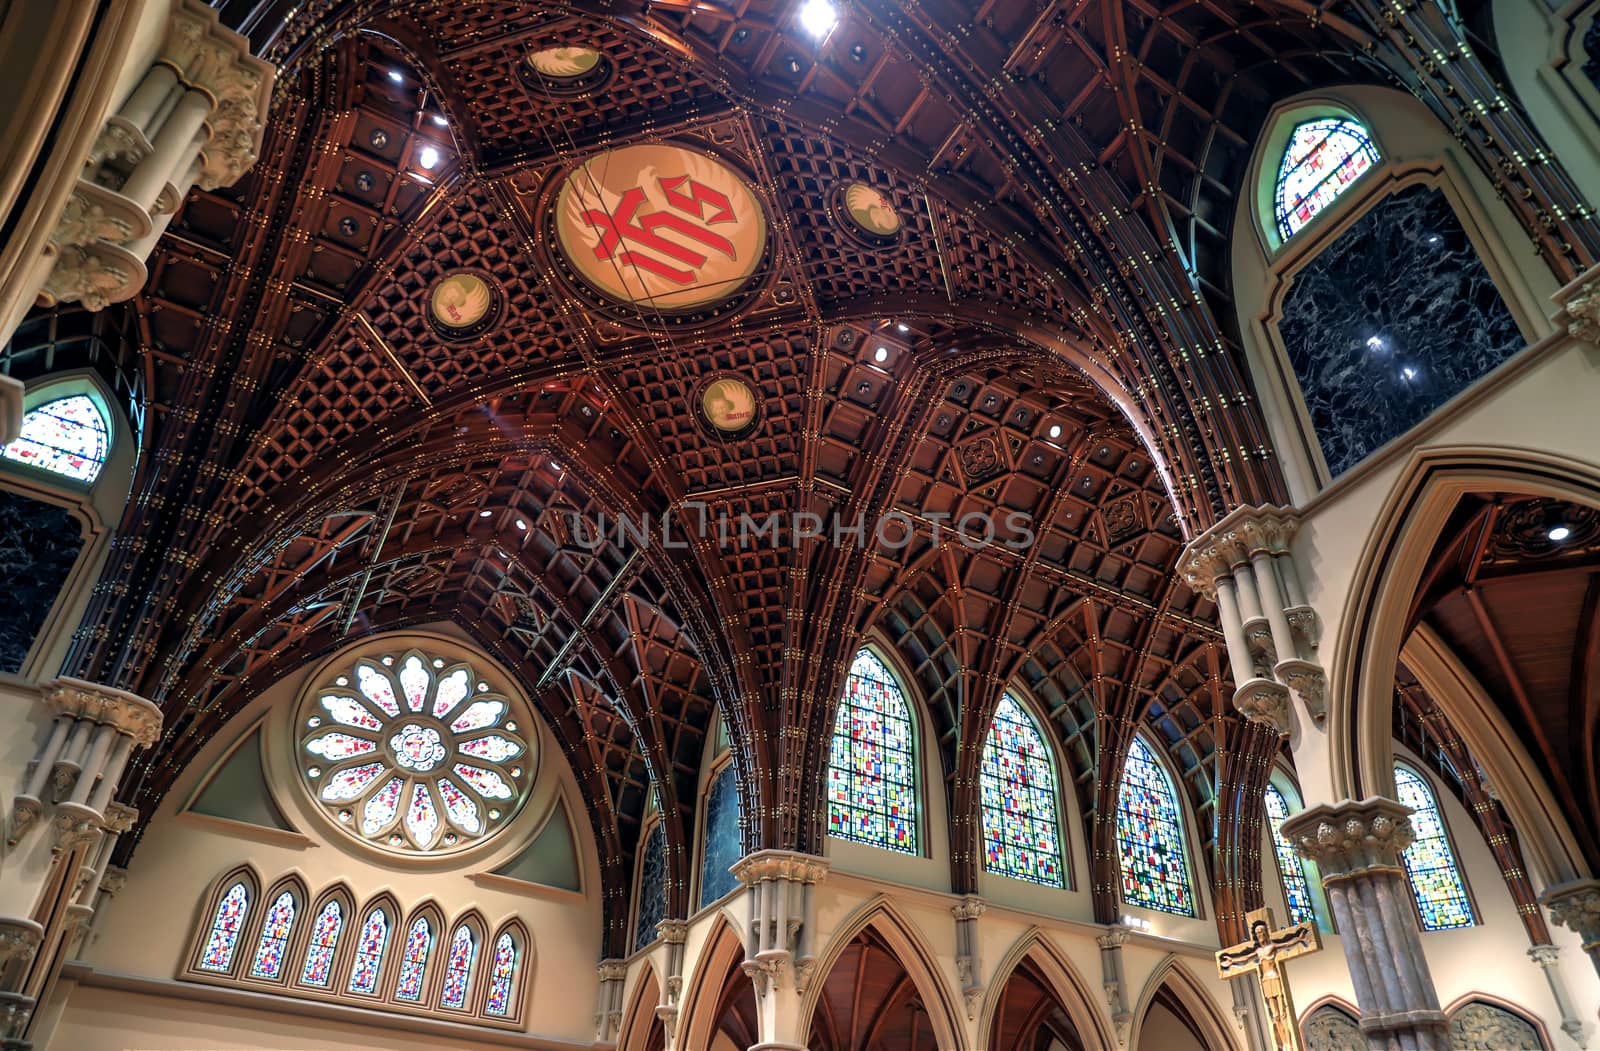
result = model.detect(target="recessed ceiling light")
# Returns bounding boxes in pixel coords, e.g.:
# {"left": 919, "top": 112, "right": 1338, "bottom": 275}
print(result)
{"left": 515, "top": 519, "right": 528, "bottom": 531}
{"left": 1048, "top": 424, "right": 1062, "bottom": 439}
{"left": 798, "top": 0, "right": 839, "bottom": 37}
{"left": 1548, "top": 524, "right": 1572, "bottom": 541}
{"left": 419, "top": 146, "right": 440, "bottom": 169}
{"left": 1366, "top": 335, "right": 1384, "bottom": 351}
{"left": 1401, "top": 366, "right": 1418, "bottom": 381}
{"left": 431, "top": 113, "right": 448, "bottom": 127}
{"left": 874, "top": 346, "right": 889, "bottom": 363}
{"left": 387, "top": 70, "right": 404, "bottom": 83}
{"left": 478, "top": 510, "right": 492, "bottom": 518}
{"left": 896, "top": 323, "right": 910, "bottom": 333}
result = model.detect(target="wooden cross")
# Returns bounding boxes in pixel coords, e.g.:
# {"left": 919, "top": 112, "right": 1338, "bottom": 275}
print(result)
{"left": 1215, "top": 907, "right": 1323, "bottom": 1051}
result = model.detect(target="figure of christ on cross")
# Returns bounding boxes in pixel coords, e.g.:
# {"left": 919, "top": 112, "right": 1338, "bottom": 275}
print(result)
{"left": 1215, "top": 907, "right": 1323, "bottom": 1051}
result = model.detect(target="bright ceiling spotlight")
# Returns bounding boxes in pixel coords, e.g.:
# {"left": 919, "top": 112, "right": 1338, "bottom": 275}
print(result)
{"left": 874, "top": 346, "right": 889, "bottom": 363}
{"left": 431, "top": 113, "right": 448, "bottom": 127}
{"left": 1548, "top": 524, "right": 1572, "bottom": 542}
{"left": 798, "top": 0, "right": 839, "bottom": 38}
{"left": 478, "top": 509, "right": 492, "bottom": 518}
{"left": 387, "top": 70, "right": 404, "bottom": 83}
{"left": 419, "top": 146, "right": 440, "bottom": 170}
{"left": 515, "top": 518, "right": 528, "bottom": 531}
{"left": 896, "top": 323, "right": 910, "bottom": 333}
{"left": 1048, "top": 424, "right": 1062, "bottom": 439}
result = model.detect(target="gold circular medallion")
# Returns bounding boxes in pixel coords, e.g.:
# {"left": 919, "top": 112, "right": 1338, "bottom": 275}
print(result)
{"left": 701, "top": 377, "right": 759, "bottom": 433}
{"left": 554, "top": 143, "right": 768, "bottom": 311}
{"left": 429, "top": 272, "right": 494, "bottom": 330}
{"left": 840, "top": 182, "right": 901, "bottom": 237}
{"left": 526, "top": 46, "right": 602, "bottom": 78}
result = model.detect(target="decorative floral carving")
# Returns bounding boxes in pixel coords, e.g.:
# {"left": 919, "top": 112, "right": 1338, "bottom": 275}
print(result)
{"left": 1303, "top": 1005, "right": 1364, "bottom": 1051}
{"left": 1448, "top": 1002, "right": 1543, "bottom": 1050}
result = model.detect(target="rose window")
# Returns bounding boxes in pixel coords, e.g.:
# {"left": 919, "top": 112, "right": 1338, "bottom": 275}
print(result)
{"left": 294, "top": 648, "right": 533, "bottom": 855}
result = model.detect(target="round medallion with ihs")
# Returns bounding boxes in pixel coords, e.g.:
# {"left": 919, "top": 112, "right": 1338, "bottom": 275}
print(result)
{"left": 425, "top": 269, "right": 503, "bottom": 341}
{"left": 516, "top": 45, "right": 614, "bottom": 95}
{"left": 545, "top": 140, "right": 773, "bottom": 328}
{"left": 693, "top": 373, "right": 763, "bottom": 440}
{"left": 830, "top": 180, "right": 904, "bottom": 248}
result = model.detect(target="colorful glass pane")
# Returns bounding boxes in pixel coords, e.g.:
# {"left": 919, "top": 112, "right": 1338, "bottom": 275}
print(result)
{"left": 485, "top": 933, "right": 517, "bottom": 1016}
{"left": 357, "top": 664, "right": 400, "bottom": 717}
{"left": 321, "top": 694, "right": 381, "bottom": 730}
{"left": 304, "top": 731, "right": 377, "bottom": 761}
{"left": 979, "top": 693, "right": 1064, "bottom": 887}
{"left": 394, "top": 916, "right": 433, "bottom": 1001}
{"left": 361, "top": 777, "right": 403, "bottom": 835}
{"left": 198, "top": 882, "right": 250, "bottom": 972}
{"left": 452, "top": 763, "right": 513, "bottom": 799}
{"left": 458, "top": 734, "right": 522, "bottom": 762}
{"left": 248, "top": 890, "right": 297, "bottom": 979}
{"left": 1, "top": 395, "right": 109, "bottom": 483}
{"left": 1116, "top": 737, "right": 1195, "bottom": 915}
{"left": 1274, "top": 117, "right": 1380, "bottom": 240}
{"left": 433, "top": 667, "right": 470, "bottom": 719}
{"left": 1264, "top": 784, "right": 1315, "bottom": 926}
{"left": 1394, "top": 765, "right": 1476, "bottom": 930}
{"left": 347, "top": 908, "right": 390, "bottom": 994}
{"left": 399, "top": 654, "right": 429, "bottom": 712}
{"left": 299, "top": 900, "right": 344, "bottom": 986}
{"left": 450, "top": 699, "right": 505, "bottom": 733}
{"left": 635, "top": 821, "right": 666, "bottom": 952}
{"left": 404, "top": 782, "right": 440, "bottom": 848}
{"left": 320, "top": 761, "right": 384, "bottom": 801}
{"left": 827, "top": 650, "right": 917, "bottom": 854}
{"left": 440, "top": 925, "right": 475, "bottom": 1009}
{"left": 437, "top": 776, "right": 481, "bottom": 833}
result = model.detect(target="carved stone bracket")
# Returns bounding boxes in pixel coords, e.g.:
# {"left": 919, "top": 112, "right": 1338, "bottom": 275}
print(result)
{"left": 594, "top": 958, "right": 628, "bottom": 1044}
{"left": 1543, "top": 879, "right": 1600, "bottom": 950}
{"left": 1231, "top": 679, "right": 1292, "bottom": 735}
{"left": 0, "top": 919, "right": 44, "bottom": 977}
{"left": 45, "top": 679, "right": 162, "bottom": 747}
{"left": 1557, "top": 265, "right": 1600, "bottom": 345}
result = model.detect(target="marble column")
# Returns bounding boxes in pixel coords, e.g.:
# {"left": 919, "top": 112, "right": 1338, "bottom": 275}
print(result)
{"left": 1281, "top": 799, "right": 1451, "bottom": 1051}
{"left": 730, "top": 850, "right": 829, "bottom": 1051}
{"left": 1541, "top": 879, "right": 1600, "bottom": 981}
{"left": 654, "top": 919, "right": 689, "bottom": 1050}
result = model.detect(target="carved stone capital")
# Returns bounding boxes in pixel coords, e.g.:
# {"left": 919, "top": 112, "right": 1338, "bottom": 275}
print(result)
{"left": 1541, "top": 879, "right": 1600, "bottom": 949}
{"left": 951, "top": 895, "right": 987, "bottom": 921}
{"left": 43, "top": 678, "right": 163, "bottom": 748}
{"left": 98, "top": 866, "right": 128, "bottom": 896}
{"left": 52, "top": 182, "right": 152, "bottom": 250}
{"left": 730, "top": 849, "right": 830, "bottom": 887}
{"left": 0, "top": 919, "right": 44, "bottom": 972}
{"left": 5, "top": 797, "right": 42, "bottom": 848}
{"left": 1178, "top": 504, "right": 1301, "bottom": 594}
{"left": 1564, "top": 277, "right": 1600, "bottom": 345}
{"left": 161, "top": 2, "right": 274, "bottom": 194}
{"left": 102, "top": 802, "right": 137, "bottom": 834}
{"left": 1096, "top": 928, "right": 1132, "bottom": 950}
{"left": 0, "top": 990, "right": 35, "bottom": 1042}
{"left": 1280, "top": 798, "right": 1416, "bottom": 878}
{"left": 91, "top": 117, "right": 152, "bottom": 169}
{"left": 1274, "top": 657, "right": 1327, "bottom": 723}
{"left": 52, "top": 805, "right": 103, "bottom": 854}
{"left": 39, "top": 241, "right": 145, "bottom": 312}
{"left": 1527, "top": 944, "right": 1561, "bottom": 967}
{"left": 596, "top": 959, "right": 629, "bottom": 983}
{"left": 658, "top": 918, "right": 689, "bottom": 945}
{"left": 1230, "top": 678, "right": 1292, "bottom": 736}
{"left": 742, "top": 955, "right": 786, "bottom": 997}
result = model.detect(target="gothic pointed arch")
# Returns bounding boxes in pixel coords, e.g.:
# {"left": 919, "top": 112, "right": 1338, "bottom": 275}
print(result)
{"left": 826, "top": 646, "right": 920, "bottom": 855}
{"left": 1392, "top": 761, "right": 1477, "bottom": 930}
{"left": 293, "top": 883, "right": 356, "bottom": 992}
{"left": 390, "top": 900, "right": 446, "bottom": 1005}
{"left": 482, "top": 918, "right": 532, "bottom": 1022}
{"left": 1116, "top": 734, "right": 1198, "bottom": 917}
{"left": 1129, "top": 958, "right": 1238, "bottom": 1051}
{"left": 185, "top": 864, "right": 262, "bottom": 980}
{"left": 1263, "top": 773, "right": 1321, "bottom": 929}
{"left": 618, "top": 960, "right": 664, "bottom": 1051}
{"left": 977, "top": 689, "right": 1069, "bottom": 888}
{"left": 243, "top": 873, "right": 309, "bottom": 985}
{"left": 345, "top": 890, "right": 403, "bottom": 1000}
{"left": 436, "top": 908, "right": 490, "bottom": 1013}
{"left": 979, "top": 929, "right": 1115, "bottom": 1051}
{"left": 675, "top": 915, "right": 755, "bottom": 1051}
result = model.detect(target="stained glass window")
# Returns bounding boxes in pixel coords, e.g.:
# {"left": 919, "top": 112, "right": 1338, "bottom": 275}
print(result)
{"left": 827, "top": 649, "right": 917, "bottom": 854}
{"left": 299, "top": 900, "right": 344, "bottom": 987}
{"left": 294, "top": 648, "right": 531, "bottom": 855}
{"left": 1116, "top": 737, "right": 1195, "bottom": 915}
{"left": 1, "top": 395, "right": 110, "bottom": 483}
{"left": 700, "top": 762, "right": 742, "bottom": 908}
{"left": 347, "top": 908, "right": 390, "bottom": 994}
{"left": 394, "top": 916, "right": 434, "bottom": 1001}
{"left": 979, "top": 693, "right": 1064, "bottom": 887}
{"left": 1264, "top": 784, "right": 1315, "bottom": 926}
{"left": 1273, "top": 117, "right": 1380, "bottom": 240}
{"left": 1394, "top": 764, "right": 1476, "bottom": 930}
{"left": 198, "top": 882, "right": 251, "bottom": 972}
{"left": 248, "top": 890, "right": 297, "bottom": 979}
{"left": 440, "top": 924, "right": 476, "bottom": 1009}
{"left": 635, "top": 821, "right": 666, "bottom": 953}
{"left": 485, "top": 932, "right": 517, "bottom": 1016}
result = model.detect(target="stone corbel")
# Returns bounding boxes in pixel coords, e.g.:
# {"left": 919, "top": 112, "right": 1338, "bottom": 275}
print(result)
{"left": 1273, "top": 657, "right": 1326, "bottom": 724}
{"left": 1097, "top": 928, "right": 1133, "bottom": 1047}
{"left": 731, "top": 849, "right": 829, "bottom": 997}
{"left": 951, "top": 896, "right": 986, "bottom": 1020}
{"left": 0, "top": 919, "right": 44, "bottom": 981}
{"left": 1541, "top": 879, "right": 1600, "bottom": 982}
{"left": 1230, "top": 679, "right": 1292, "bottom": 736}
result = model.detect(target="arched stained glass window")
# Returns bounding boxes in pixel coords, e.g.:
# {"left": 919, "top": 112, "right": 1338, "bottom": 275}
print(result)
{"left": 699, "top": 762, "right": 742, "bottom": 908}
{"left": 1274, "top": 117, "right": 1380, "bottom": 240}
{"left": 394, "top": 916, "right": 434, "bottom": 1001}
{"left": 198, "top": 882, "right": 251, "bottom": 972}
{"left": 827, "top": 649, "right": 917, "bottom": 854}
{"left": 299, "top": 900, "right": 344, "bottom": 987}
{"left": 1116, "top": 737, "right": 1195, "bottom": 915}
{"left": 248, "top": 891, "right": 297, "bottom": 979}
{"left": 1, "top": 395, "right": 110, "bottom": 483}
{"left": 1264, "top": 784, "right": 1315, "bottom": 926}
{"left": 979, "top": 693, "right": 1065, "bottom": 887}
{"left": 1394, "top": 764, "right": 1476, "bottom": 930}
{"left": 485, "top": 932, "right": 517, "bottom": 1016}
{"left": 634, "top": 820, "right": 666, "bottom": 952}
{"left": 347, "top": 908, "right": 391, "bottom": 994}
{"left": 440, "top": 924, "right": 476, "bottom": 1009}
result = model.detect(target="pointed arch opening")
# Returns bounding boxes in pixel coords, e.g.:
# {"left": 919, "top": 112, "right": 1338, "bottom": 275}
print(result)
{"left": 245, "top": 877, "right": 305, "bottom": 982}
{"left": 346, "top": 893, "right": 400, "bottom": 998}
{"left": 827, "top": 647, "right": 919, "bottom": 855}
{"left": 1, "top": 391, "right": 111, "bottom": 483}
{"left": 1393, "top": 762, "right": 1476, "bottom": 930}
{"left": 1270, "top": 116, "right": 1380, "bottom": 243}
{"left": 1116, "top": 736, "right": 1196, "bottom": 916}
{"left": 392, "top": 905, "right": 442, "bottom": 1003}
{"left": 295, "top": 886, "right": 353, "bottom": 990}
{"left": 483, "top": 920, "right": 530, "bottom": 1022}
{"left": 979, "top": 692, "right": 1067, "bottom": 887}
{"left": 1263, "top": 777, "right": 1318, "bottom": 929}
{"left": 438, "top": 913, "right": 486, "bottom": 1012}
{"left": 979, "top": 932, "right": 1115, "bottom": 1051}
{"left": 190, "top": 867, "right": 259, "bottom": 978}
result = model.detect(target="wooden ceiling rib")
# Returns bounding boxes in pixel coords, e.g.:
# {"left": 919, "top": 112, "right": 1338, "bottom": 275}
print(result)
{"left": 34, "top": 0, "right": 1584, "bottom": 957}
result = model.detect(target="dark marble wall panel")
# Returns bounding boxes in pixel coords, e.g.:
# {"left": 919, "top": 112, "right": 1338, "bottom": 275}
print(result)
{"left": 634, "top": 821, "right": 666, "bottom": 952}
{"left": 699, "top": 764, "right": 742, "bottom": 908}
{"left": 1276, "top": 185, "right": 1524, "bottom": 478}
{"left": 0, "top": 489, "right": 83, "bottom": 674}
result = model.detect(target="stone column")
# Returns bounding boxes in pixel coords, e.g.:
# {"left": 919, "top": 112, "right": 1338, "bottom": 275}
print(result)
{"left": 1541, "top": 879, "right": 1600, "bottom": 980}
{"left": 952, "top": 896, "right": 985, "bottom": 1023}
{"left": 0, "top": 919, "right": 45, "bottom": 1051}
{"left": 730, "top": 850, "right": 829, "bottom": 1051}
{"left": 1281, "top": 798, "right": 1451, "bottom": 1051}
{"left": 593, "top": 959, "right": 627, "bottom": 1045}
{"left": 654, "top": 919, "right": 689, "bottom": 1050}
{"left": 1096, "top": 928, "right": 1134, "bottom": 1047}
{"left": 1527, "top": 945, "right": 1588, "bottom": 1048}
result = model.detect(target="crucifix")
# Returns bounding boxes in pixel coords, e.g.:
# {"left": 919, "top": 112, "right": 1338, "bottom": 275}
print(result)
{"left": 1215, "top": 907, "right": 1322, "bottom": 1051}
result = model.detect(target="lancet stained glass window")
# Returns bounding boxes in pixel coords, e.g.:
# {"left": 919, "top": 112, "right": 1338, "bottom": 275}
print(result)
{"left": 248, "top": 891, "right": 297, "bottom": 979}
{"left": 1273, "top": 117, "right": 1380, "bottom": 240}
{"left": 485, "top": 932, "right": 518, "bottom": 1016}
{"left": 299, "top": 900, "right": 344, "bottom": 986}
{"left": 347, "top": 908, "right": 390, "bottom": 994}
{"left": 827, "top": 649, "right": 917, "bottom": 854}
{"left": 198, "top": 882, "right": 250, "bottom": 972}
{"left": 440, "top": 924, "right": 476, "bottom": 1009}
{"left": 1, "top": 395, "right": 110, "bottom": 483}
{"left": 635, "top": 821, "right": 666, "bottom": 952}
{"left": 1394, "top": 764, "right": 1476, "bottom": 930}
{"left": 394, "top": 916, "right": 434, "bottom": 1001}
{"left": 1117, "top": 737, "right": 1195, "bottom": 915}
{"left": 1264, "top": 784, "right": 1316, "bottom": 926}
{"left": 979, "top": 693, "right": 1064, "bottom": 887}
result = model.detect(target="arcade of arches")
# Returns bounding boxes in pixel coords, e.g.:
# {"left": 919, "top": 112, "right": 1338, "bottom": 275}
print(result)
{"left": 1, "top": 1, "right": 1600, "bottom": 1050}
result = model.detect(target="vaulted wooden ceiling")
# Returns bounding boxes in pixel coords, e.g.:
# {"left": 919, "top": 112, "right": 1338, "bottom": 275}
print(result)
{"left": 28, "top": 0, "right": 1585, "bottom": 957}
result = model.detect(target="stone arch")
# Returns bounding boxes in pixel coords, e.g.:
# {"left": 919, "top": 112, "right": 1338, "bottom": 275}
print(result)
{"left": 1331, "top": 445, "right": 1597, "bottom": 887}
{"left": 979, "top": 929, "right": 1116, "bottom": 1050}
{"left": 1128, "top": 957, "right": 1239, "bottom": 1051}
{"left": 1444, "top": 994, "right": 1551, "bottom": 1050}
{"left": 1299, "top": 996, "right": 1363, "bottom": 1051}
{"left": 674, "top": 913, "right": 748, "bottom": 1051}
{"left": 618, "top": 959, "right": 664, "bottom": 1051}
{"left": 802, "top": 896, "right": 965, "bottom": 1051}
